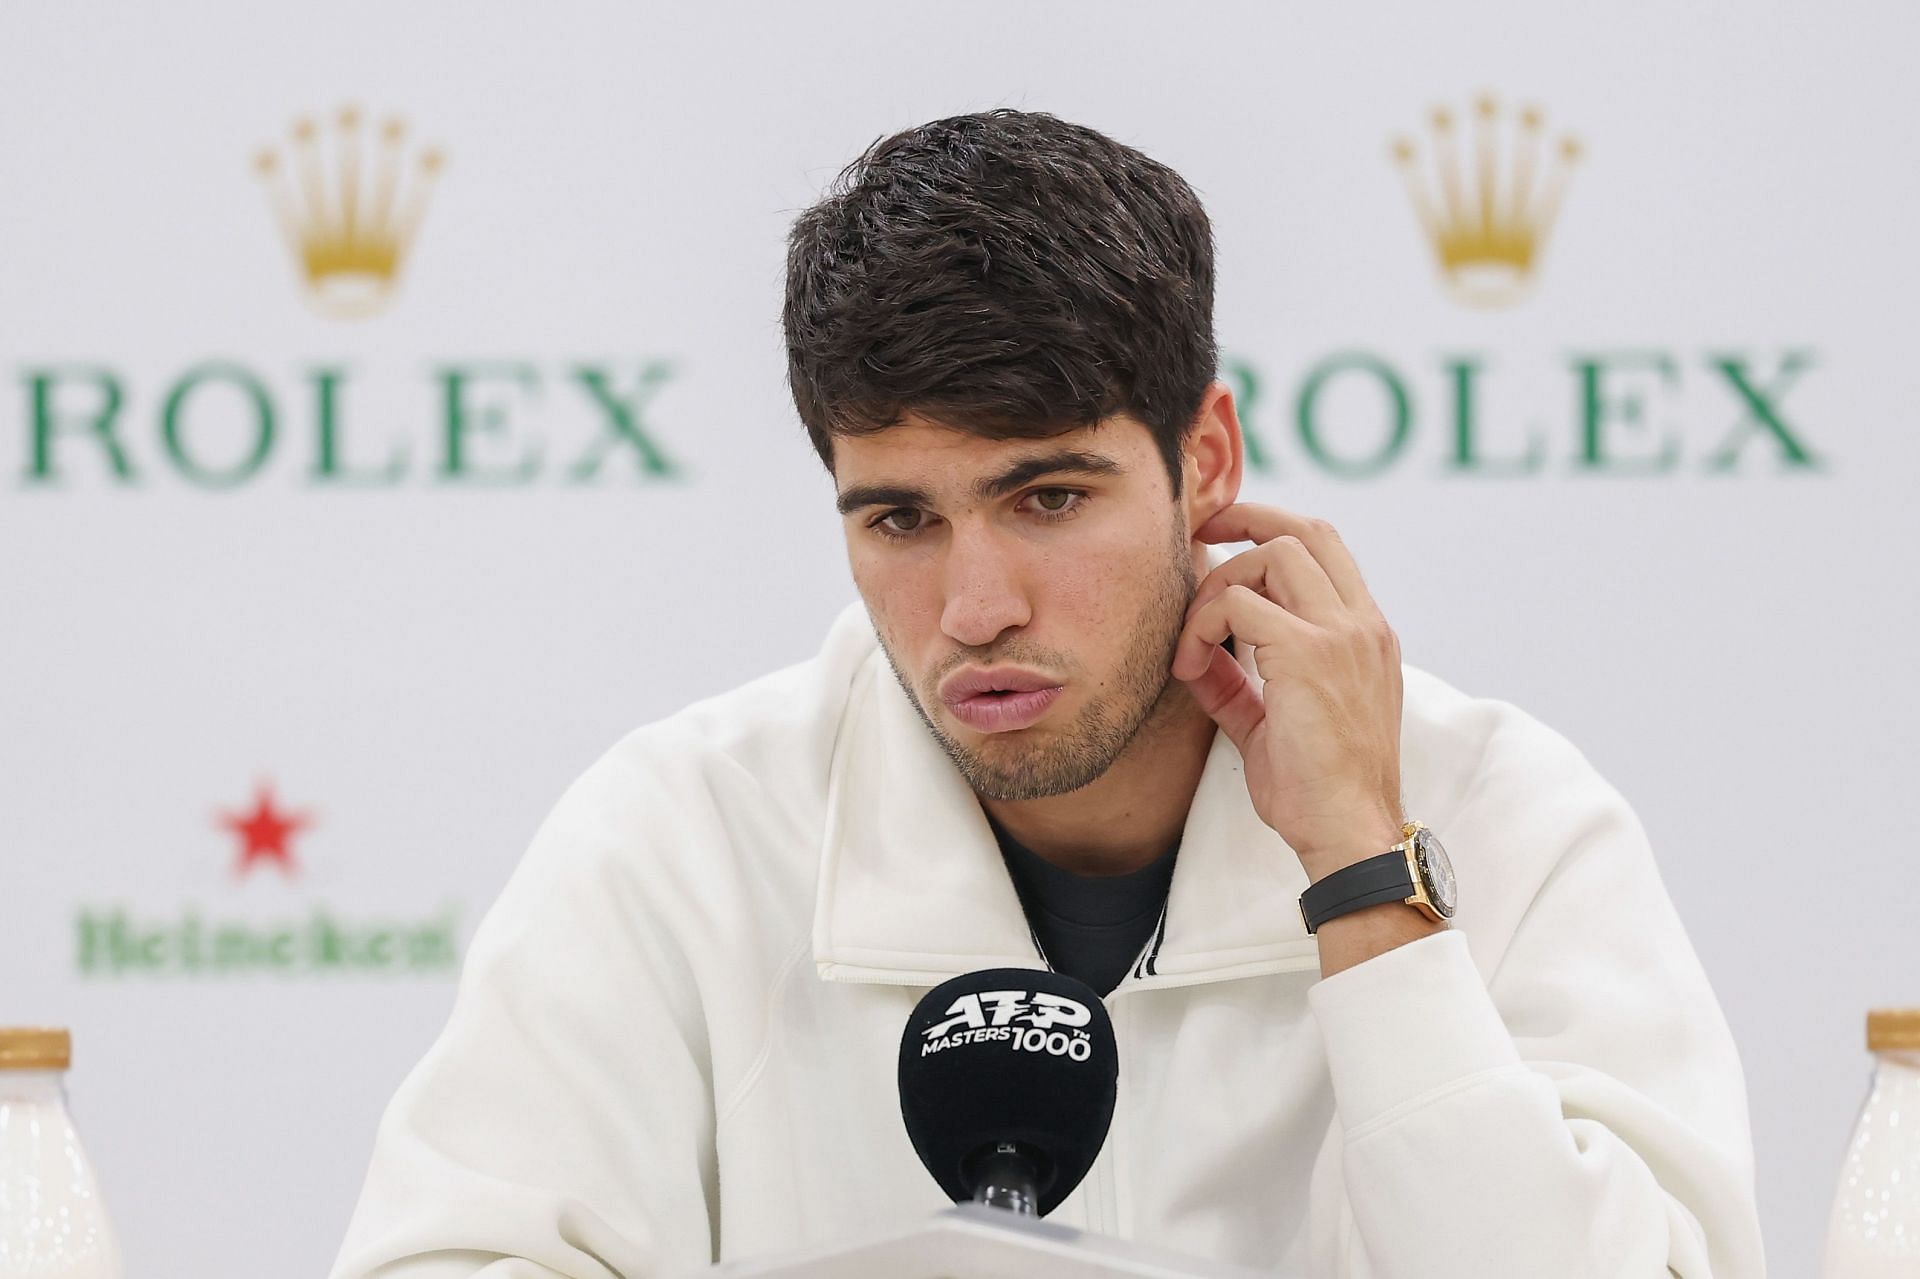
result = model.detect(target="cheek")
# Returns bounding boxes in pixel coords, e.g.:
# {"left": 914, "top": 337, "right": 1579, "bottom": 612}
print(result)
{"left": 1034, "top": 541, "right": 1147, "bottom": 635}
{"left": 851, "top": 552, "right": 941, "bottom": 647}
{"left": 1059, "top": 522, "right": 1144, "bottom": 595}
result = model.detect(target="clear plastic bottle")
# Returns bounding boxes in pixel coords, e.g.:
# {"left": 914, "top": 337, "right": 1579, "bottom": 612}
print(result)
{"left": 1821, "top": 1009, "right": 1920, "bottom": 1277}
{"left": 0, "top": 1029, "right": 123, "bottom": 1279}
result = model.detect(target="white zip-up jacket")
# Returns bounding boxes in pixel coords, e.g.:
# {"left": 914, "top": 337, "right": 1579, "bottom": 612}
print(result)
{"left": 329, "top": 591, "right": 1766, "bottom": 1279}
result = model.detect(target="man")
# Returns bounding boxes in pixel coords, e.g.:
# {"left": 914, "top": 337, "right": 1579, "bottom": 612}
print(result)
{"left": 330, "top": 111, "right": 1765, "bottom": 1277}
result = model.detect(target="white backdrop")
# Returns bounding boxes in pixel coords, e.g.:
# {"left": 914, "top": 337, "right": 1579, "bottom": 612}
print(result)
{"left": 3, "top": 2, "right": 1916, "bottom": 1275}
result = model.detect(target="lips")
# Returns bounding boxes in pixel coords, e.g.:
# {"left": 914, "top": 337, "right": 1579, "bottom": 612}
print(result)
{"left": 938, "top": 667, "right": 1065, "bottom": 734}
{"left": 939, "top": 667, "right": 1060, "bottom": 703}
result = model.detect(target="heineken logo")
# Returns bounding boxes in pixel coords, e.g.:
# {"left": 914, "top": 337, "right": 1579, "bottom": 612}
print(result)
{"left": 75, "top": 908, "right": 460, "bottom": 977}
{"left": 220, "top": 781, "right": 309, "bottom": 879}
{"left": 74, "top": 778, "right": 463, "bottom": 978}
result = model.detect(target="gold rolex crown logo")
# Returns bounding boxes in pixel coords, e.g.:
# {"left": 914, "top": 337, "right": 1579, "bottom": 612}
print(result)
{"left": 253, "top": 106, "right": 446, "bottom": 319}
{"left": 1391, "top": 95, "right": 1580, "bottom": 307}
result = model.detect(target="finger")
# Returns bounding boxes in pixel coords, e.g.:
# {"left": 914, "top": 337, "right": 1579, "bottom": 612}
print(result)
{"left": 1172, "top": 582, "right": 1317, "bottom": 681}
{"left": 1177, "top": 639, "right": 1264, "bottom": 756}
{"left": 1194, "top": 503, "right": 1379, "bottom": 615}
{"left": 1186, "top": 535, "right": 1346, "bottom": 629}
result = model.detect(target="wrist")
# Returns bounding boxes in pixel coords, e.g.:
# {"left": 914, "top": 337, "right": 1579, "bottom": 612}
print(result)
{"left": 1314, "top": 901, "right": 1446, "bottom": 978}
{"left": 1296, "top": 817, "right": 1407, "bottom": 884}
{"left": 1297, "top": 817, "right": 1459, "bottom": 953}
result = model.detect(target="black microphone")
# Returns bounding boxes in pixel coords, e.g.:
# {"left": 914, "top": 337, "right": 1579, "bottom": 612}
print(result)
{"left": 897, "top": 968, "right": 1118, "bottom": 1218}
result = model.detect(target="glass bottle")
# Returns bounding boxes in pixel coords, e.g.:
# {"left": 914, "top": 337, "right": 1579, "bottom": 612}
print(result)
{"left": 1821, "top": 1009, "right": 1920, "bottom": 1277}
{"left": 0, "top": 1029, "right": 123, "bottom": 1279}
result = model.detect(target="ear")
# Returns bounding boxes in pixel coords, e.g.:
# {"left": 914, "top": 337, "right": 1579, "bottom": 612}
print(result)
{"left": 1181, "top": 380, "right": 1244, "bottom": 533}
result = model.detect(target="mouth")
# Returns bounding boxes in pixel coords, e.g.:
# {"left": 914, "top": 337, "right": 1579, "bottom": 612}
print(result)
{"left": 945, "top": 686, "right": 1063, "bottom": 733}
{"left": 938, "top": 667, "right": 1066, "bottom": 734}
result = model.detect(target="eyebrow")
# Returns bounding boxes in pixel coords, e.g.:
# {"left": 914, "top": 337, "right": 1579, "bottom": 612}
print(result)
{"left": 834, "top": 449, "right": 1127, "bottom": 516}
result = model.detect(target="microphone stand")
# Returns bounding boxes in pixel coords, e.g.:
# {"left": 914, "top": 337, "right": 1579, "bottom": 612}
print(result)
{"left": 969, "top": 1141, "right": 1041, "bottom": 1217}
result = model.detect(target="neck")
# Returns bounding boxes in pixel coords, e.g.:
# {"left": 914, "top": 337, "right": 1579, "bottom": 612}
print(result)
{"left": 0, "top": 1070, "right": 67, "bottom": 1105}
{"left": 978, "top": 678, "right": 1217, "bottom": 876}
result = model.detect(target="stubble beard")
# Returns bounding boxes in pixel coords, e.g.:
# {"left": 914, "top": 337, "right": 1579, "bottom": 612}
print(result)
{"left": 876, "top": 523, "right": 1199, "bottom": 802}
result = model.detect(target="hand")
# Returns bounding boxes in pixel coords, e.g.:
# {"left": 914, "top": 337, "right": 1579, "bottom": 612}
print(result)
{"left": 1171, "top": 503, "right": 1406, "bottom": 882}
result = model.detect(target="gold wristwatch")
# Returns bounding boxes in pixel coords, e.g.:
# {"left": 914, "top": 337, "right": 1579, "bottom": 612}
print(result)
{"left": 1298, "top": 820, "right": 1458, "bottom": 934}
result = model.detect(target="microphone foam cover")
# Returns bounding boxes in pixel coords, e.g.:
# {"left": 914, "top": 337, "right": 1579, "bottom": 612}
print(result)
{"left": 897, "top": 967, "right": 1118, "bottom": 1217}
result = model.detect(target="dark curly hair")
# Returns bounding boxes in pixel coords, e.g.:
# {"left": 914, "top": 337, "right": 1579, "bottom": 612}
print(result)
{"left": 782, "top": 109, "right": 1217, "bottom": 496}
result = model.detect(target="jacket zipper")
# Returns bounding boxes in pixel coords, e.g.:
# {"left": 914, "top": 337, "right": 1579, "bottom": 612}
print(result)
{"left": 1082, "top": 988, "right": 1133, "bottom": 1237}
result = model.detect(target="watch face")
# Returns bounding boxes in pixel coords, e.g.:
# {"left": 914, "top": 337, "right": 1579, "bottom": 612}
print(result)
{"left": 1413, "top": 828, "right": 1458, "bottom": 918}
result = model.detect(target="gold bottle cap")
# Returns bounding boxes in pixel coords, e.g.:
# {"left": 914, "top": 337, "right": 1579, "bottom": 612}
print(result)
{"left": 1867, "top": 1010, "right": 1920, "bottom": 1053}
{"left": 0, "top": 1028, "right": 72, "bottom": 1071}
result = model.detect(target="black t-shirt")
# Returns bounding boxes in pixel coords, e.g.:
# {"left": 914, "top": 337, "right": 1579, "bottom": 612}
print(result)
{"left": 987, "top": 814, "right": 1177, "bottom": 997}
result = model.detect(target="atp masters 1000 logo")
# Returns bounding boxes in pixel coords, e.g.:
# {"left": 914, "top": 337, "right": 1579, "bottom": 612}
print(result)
{"left": 73, "top": 779, "right": 461, "bottom": 978}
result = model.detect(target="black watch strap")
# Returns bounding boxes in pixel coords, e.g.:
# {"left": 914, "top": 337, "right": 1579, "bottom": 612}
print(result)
{"left": 1299, "top": 849, "right": 1414, "bottom": 935}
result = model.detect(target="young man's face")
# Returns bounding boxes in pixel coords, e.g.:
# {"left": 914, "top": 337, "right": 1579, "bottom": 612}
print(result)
{"left": 834, "top": 412, "right": 1199, "bottom": 801}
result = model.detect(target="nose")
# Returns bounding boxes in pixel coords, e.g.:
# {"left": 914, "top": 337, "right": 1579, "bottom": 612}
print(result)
{"left": 939, "top": 522, "right": 1031, "bottom": 648}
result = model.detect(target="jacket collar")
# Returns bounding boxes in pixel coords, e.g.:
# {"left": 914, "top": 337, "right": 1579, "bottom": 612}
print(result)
{"left": 812, "top": 557, "right": 1322, "bottom": 991}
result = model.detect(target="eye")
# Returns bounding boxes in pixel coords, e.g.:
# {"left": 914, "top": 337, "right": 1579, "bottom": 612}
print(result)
{"left": 870, "top": 508, "right": 927, "bottom": 539}
{"left": 866, "top": 489, "right": 1086, "bottom": 542}
{"left": 1021, "top": 488, "right": 1086, "bottom": 520}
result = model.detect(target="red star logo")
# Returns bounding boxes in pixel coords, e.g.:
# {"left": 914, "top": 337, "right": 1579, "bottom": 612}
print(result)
{"left": 218, "top": 781, "right": 313, "bottom": 878}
